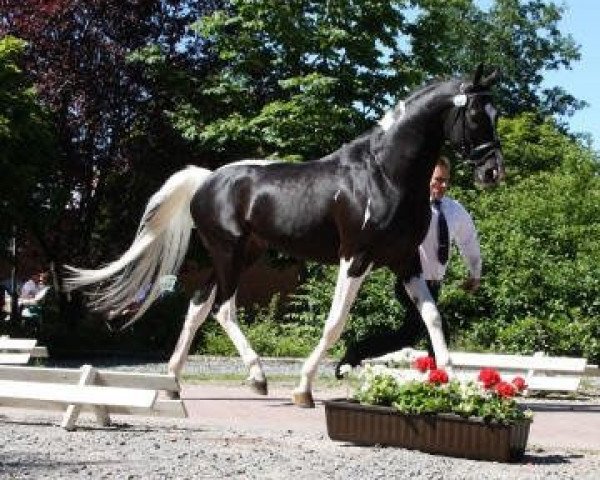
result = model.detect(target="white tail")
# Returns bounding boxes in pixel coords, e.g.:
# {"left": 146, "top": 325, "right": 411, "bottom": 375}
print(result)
{"left": 64, "top": 165, "right": 212, "bottom": 327}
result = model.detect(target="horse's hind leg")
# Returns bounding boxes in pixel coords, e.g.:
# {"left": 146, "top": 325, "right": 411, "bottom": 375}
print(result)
{"left": 210, "top": 241, "right": 268, "bottom": 395}
{"left": 293, "top": 257, "right": 372, "bottom": 407}
{"left": 168, "top": 283, "right": 217, "bottom": 382}
{"left": 213, "top": 292, "right": 267, "bottom": 395}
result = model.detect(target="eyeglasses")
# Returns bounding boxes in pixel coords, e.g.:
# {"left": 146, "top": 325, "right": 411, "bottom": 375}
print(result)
{"left": 432, "top": 176, "right": 450, "bottom": 185}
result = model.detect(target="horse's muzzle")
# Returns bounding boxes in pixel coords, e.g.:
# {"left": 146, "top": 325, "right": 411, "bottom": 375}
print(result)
{"left": 474, "top": 149, "right": 505, "bottom": 187}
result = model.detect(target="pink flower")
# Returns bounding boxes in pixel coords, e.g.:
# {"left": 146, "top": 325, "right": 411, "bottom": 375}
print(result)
{"left": 428, "top": 369, "right": 449, "bottom": 385}
{"left": 511, "top": 376, "right": 527, "bottom": 392}
{"left": 412, "top": 356, "right": 437, "bottom": 372}
{"left": 478, "top": 368, "right": 501, "bottom": 389}
{"left": 495, "top": 381, "right": 517, "bottom": 398}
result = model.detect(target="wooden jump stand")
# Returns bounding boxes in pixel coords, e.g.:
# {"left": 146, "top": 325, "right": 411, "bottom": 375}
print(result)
{"left": 0, "top": 363, "right": 187, "bottom": 430}
{"left": 0, "top": 335, "right": 49, "bottom": 365}
{"left": 0, "top": 336, "right": 187, "bottom": 430}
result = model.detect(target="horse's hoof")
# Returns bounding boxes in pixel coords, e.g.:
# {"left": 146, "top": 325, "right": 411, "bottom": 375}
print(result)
{"left": 248, "top": 379, "right": 268, "bottom": 396}
{"left": 292, "top": 391, "right": 315, "bottom": 408}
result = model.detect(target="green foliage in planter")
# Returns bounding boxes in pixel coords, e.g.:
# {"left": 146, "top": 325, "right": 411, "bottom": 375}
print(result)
{"left": 391, "top": 380, "right": 455, "bottom": 415}
{"left": 353, "top": 366, "right": 530, "bottom": 425}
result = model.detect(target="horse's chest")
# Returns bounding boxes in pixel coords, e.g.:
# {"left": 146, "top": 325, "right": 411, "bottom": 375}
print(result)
{"left": 364, "top": 202, "right": 430, "bottom": 262}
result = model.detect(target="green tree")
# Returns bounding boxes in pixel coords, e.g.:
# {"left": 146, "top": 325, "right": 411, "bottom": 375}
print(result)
{"left": 1, "top": 0, "right": 220, "bottom": 270}
{"left": 155, "top": 0, "right": 416, "bottom": 162}
{"left": 445, "top": 114, "right": 600, "bottom": 361}
{"left": 409, "top": 0, "right": 584, "bottom": 119}
{"left": 0, "top": 36, "right": 62, "bottom": 265}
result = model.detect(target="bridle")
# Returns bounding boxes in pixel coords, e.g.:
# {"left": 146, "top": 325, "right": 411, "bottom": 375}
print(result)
{"left": 453, "top": 91, "right": 501, "bottom": 167}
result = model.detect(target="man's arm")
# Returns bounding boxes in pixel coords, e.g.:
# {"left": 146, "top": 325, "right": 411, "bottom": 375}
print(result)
{"left": 451, "top": 201, "right": 482, "bottom": 292}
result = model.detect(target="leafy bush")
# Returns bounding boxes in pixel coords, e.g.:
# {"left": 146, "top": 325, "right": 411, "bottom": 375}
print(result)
{"left": 198, "top": 319, "right": 326, "bottom": 357}
{"left": 286, "top": 264, "right": 405, "bottom": 347}
{"left": 197, "top": 294, "right": 327, "bottom": 357}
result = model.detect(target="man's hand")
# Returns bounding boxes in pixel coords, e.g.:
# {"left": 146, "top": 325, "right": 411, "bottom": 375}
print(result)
{"left": 461, "top": 277, "right": 481, "bottom": 293}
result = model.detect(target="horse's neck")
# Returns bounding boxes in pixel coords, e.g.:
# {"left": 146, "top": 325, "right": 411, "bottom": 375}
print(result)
{"left": 376, "top": 121, "right": 443, "bottom": 188}
{"left": 376, "top": 86, "right": 456, "bottom": 186}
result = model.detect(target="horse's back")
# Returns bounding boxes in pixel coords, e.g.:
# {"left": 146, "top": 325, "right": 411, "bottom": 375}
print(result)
{"left": 190, "top": 160, "right": 346, "bottom": 259}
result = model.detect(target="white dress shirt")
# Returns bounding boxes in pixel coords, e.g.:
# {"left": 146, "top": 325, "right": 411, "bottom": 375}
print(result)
{"left": 419, "top": 196, "right": 481, "bottom": 282}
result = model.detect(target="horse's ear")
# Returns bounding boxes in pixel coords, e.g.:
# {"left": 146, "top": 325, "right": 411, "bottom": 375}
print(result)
{"left": 480, "top": 69, "right": 500, "bottom": 88}
{"left": 472, "top": 63, "right": 484, "bottom": 86}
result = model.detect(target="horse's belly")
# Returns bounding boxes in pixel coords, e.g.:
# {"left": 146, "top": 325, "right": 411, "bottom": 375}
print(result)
{"left": 256, "top": 224, "right": 341, "bottom": 264}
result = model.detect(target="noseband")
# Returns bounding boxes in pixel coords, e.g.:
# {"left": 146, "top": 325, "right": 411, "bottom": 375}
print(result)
{"left": 468, "top": 139, "right": 501, "bottom": 166}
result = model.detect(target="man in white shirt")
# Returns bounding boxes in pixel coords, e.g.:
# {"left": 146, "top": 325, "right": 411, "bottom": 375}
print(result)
{"left": 335, "top": 156, "right": 481, "bottom": 376}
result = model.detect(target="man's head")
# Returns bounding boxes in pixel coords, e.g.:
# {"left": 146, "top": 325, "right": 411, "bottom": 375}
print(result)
{"left": 430, "top": 156, "right": 451, "bottom": 201}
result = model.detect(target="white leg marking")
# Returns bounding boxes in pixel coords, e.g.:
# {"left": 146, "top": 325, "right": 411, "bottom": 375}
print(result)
{"left": 295, "top": 258, "right": 372, "bottom": 395}
{"left": 214, "top": 292, "right": 265, "bottom": 382}
{"left": 404, "top": 276, "right": 450, "bottom": 366}
{"left": 168, "top": 286, "right": 217, "bottom": 376}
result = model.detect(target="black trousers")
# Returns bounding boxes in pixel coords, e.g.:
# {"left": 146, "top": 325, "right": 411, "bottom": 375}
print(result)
{"left": 335, "top": 279, "right": 449, "bottom": 375}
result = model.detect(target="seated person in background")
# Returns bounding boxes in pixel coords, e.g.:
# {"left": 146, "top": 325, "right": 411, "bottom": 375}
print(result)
{"left": 20, "top": 273, "right": 41, "bottom": 300}
{"left": 19, "top": 272, "right": 50, "bottom": 308}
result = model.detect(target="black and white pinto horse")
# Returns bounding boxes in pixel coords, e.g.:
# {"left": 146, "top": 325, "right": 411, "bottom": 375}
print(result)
{"left": 65, "top": 65, "right": 504, "bottom": 407}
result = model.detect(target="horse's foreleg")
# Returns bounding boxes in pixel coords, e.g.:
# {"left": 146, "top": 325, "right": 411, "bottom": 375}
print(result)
{"left": 404, "top": 276, "right": 450, "bottom": 367}
{"left": 168, "top": 286, "right": 217, "bottom": 378}
{"left": 293, "top": 258, "right": 371, "bottom": 407}
{"left": 214, "top": 293, "right": 267, "bottom": 395}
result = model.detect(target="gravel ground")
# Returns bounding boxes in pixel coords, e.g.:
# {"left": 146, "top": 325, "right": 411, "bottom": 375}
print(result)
{"left": 1, "top": 356, "right": 599, "bottom": 479}
{"left": 2, "top": 409, "right": 599, "bottom": 480}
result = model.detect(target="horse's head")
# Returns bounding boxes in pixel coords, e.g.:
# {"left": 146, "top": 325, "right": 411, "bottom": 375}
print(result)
{"left": 445, "top": 64, "right": 505, "bottom": 187}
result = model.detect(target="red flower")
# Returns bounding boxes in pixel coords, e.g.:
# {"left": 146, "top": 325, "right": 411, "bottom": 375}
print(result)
{"left": 478, "top": 368, "right": 501, "bottom": 389}
{"left": 511, "top": 376, "right": 527, "bottom": 392}
{"left": 495, "top": 381, "right": 516, "bottom": 398}
{"left": 428, "top": 369, "right": 449, "bottom": 385}
{"left": 412, "top": 356, "right": 437, "bottom": 372}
